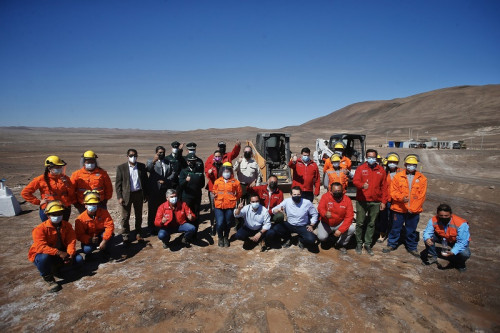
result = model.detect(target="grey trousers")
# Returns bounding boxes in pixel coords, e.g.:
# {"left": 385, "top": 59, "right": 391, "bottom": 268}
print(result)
{"left": 317, "top": 220, "right": 355, "bottom": 247}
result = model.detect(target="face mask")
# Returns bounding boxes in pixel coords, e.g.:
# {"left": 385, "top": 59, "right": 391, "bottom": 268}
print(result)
{"left": 332, "top": 192, "right": 343, "bottom": 199}
{"left": 439, "top": 217, "right": 451, "bottom": 224}
{"left": 128, "top": 156, "right": 137, "bottom": 164}
{"left": 219, "top": 148, "right": 226, "bottom": 155}
{"left": 188, "top": 149, "right": 196, "bottom": 155}
{"left": 301, "top": 155, "right": 310, "bottom": 163}
{"left": 214, "top": 156, "right": 222, "bottom": 163}
{"left": 172, "top": 148, "right": 178, "bottom": 154}
{"left": 366, "top": 157, "right": 376, "bottom": 165}
{"left": 86, "top": 205, "right": 98, "bottom": 214}
{"left": 50, "top": 215, "right": 63, "bottom": 224}
{"left": 388, "top": 163, "right": 397, "bottom": 170}
{"left": 406, "top": 165, "right": 417, "bottom": 172}
{"left": 334, "top": 151, "right": 343, "bottom": 157}
{"left": 268, "top": 181, "right": 278, "bottom": 190}
{"left": 51, "top": 168, "right": 63, "bottom": 175}
{"left": 332, "top": 162, "right": 340, "bottom": 168}
{"left": 292, "top": 196, "right": 301, "bottom": 203}
{"left": 244, "top": 151, "right": 252, "bottom": 159}
{"left": 157, "top": 153, "right": 165, "bottom": 160}
{"left": 169, "top": 197, "right": 178, "bottom": 205}
{"left": 85, "top": 163, "right": 95, "bottom": 171}
{"left": 250, "top": 202, "right": 260, "bottom": 210}
{"left": 222, "top": 171, "right": 231, "bottom": 179}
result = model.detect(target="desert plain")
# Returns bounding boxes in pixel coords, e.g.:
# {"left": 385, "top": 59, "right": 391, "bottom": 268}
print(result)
{"left": 1, "top": 85, "right": 500, "bottom": 332}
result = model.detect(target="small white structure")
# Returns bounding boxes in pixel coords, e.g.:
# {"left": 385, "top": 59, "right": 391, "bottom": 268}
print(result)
{"left": 0, "top": 179, "right": 22, "bottom": 217}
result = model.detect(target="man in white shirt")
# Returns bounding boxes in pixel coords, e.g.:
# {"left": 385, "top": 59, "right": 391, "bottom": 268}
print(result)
{"left": 234, "top": 145, "right": 262, "bottom": 202}
{"left": 233, "top": 193, "right": 273, "bottom": 251}
{"left": 268, "top": 186, "right": 318, "bottom": 250}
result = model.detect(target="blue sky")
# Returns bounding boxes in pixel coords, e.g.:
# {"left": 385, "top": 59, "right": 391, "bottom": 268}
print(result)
{"left": 1, "top": 1, "right": 499, "bottom": 131}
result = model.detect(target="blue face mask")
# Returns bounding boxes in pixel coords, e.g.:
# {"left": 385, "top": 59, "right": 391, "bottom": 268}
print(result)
{"left": 250, "top": 202, "right": 260, "bottom": 210}
{"left": 50, "top": 215, "right": 63, "bottom": 224}
{"left": 367, "top": 157, "right": 377, "bottom": 165}
{"left": 332, "top": 162, "right": 340, "bottom": 168}
{"left": 388, "top": 163, "right": 397, "bottom": 170}
{"left": 301, "top": 155, "right": 310, "bottom": 163}
{"left": 86, "top": 205, "right": 98, "bottom": 214}
{"left": 406, "top": 165, "right": 417, "bottom": 172}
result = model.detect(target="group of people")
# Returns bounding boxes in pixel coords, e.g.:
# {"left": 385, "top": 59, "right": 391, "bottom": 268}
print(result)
{"left": 21, "top": 140, "right": 471, "bottom": 293}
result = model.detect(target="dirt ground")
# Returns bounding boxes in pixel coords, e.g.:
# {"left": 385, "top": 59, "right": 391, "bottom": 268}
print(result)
{"left": 0, "top": 127, "right": 499, "bottom": 332}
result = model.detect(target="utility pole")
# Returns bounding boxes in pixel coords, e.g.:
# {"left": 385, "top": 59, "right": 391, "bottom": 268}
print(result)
{"left": 481, "top": 132, "right": 484, "bottom": 150}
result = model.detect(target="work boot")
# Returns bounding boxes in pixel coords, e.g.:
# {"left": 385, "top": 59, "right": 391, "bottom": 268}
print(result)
{"left": 364, "top": 245, "right": 374, "bottom": 256}
{"left": 181, "top": 237, "right": 191, "bottom": 248}
{"left": 218, "top": 238, "right": 224, "bottom": 247}
{"left": 283, "top": 239, "right": 292, "bottom": 248}
{"left": 382, "top": 246, "right": 396, "bottom": 253}
{"left": 122, "top": 233, "right": 130, "bottom": 244}
{"left": 223, "top": 237, "right": 230, "bottom": 247}
{"left": 355, "top": 244, "right": 363, "bottom": 254}
{"left": 339, "top": 247, "right": 347, "bottom": 255}
{"left": 422, "top": 256, "right": 437, "bottom": 266}
{"left": 260, "top": 244, "right": 269, "bottom": 252}
{"left": 42, "top": 275, "right": 62, "bottom": 293}
{"left": 407, "top": 249, "right": 420, "bottom": 258}
{"left": 162, "top": 242, "right": 168, "bottom": 249}
{"left": 298, "top": 240, "right": 305, "bottom": 250}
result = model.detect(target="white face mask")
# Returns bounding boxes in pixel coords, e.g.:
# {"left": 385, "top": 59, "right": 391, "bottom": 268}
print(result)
{"left": 388, "top": 163, "right": 397, "bottom": 170}
{"left": 188, "top": 149, "right": 196, "bottom": 154}
{"left": 250, "top": 202, "right": 260, "bottom": 210}
{"left": 128, "top": 156, "right": 137, "bottom": 164}
{"left": 50, "top": 215, "right": 63, "bottom": 224}
{"left": 169, "top": 197, "right": 178, "bottom": 205}
{"left": 85, "top": 163, "right": 96, "bottom": 170}
{"left": 222, "top": 171, "right": 231, "bottom": 179}
{"left": 406, "top": 165, "right": 417, "bottom": 172}
{"left": 332, "top": 162, "right": 340, "bottom": 168}
{"left": 51, "top": 168, "right": 63, "bottom": 175}
{"left": 86, "top": 205, "right": 98, "bottom": 214}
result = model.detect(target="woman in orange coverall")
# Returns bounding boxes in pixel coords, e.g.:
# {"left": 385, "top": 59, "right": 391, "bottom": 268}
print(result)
{"left": 21, "top": 155, "right": 75, "bottom": 222}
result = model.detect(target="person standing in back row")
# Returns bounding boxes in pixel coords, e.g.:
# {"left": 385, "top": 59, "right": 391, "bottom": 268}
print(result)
{"left": 383, "top": 154, "right": 427, "bottom": 257}
{"left": 115, "top": 149, "right": 148, "bottom": 243}
{"left": 352, "top": 149, "right": 387, "bottom": 256}
{"left": 289, "top": 147, "right": 320, "bottom": 202}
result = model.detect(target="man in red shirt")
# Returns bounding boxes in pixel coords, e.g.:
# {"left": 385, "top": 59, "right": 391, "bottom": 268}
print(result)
{"left": 352, "top": 149, "right": 387, "bottom": 256}
{"left": 289, "top": 147, "right": 320, "bottom": 203}
{"left": 317, "top": 182, "right": 355, "bottom": 254}
{"left": 248, "top": 175, "right": 284, "bottom": 224}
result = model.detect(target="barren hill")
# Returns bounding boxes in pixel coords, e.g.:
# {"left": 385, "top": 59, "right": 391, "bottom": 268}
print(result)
{"left": 284, "top": 84, "right": 500, "bottom": 148}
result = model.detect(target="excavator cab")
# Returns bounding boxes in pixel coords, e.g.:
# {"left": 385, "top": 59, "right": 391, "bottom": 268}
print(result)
{"left": 251, "top": 133, "right": 292, "bottom": 191}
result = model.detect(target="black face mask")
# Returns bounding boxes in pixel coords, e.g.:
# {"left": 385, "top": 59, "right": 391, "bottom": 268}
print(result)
{"left": 268, "top": 181, "right": 278, "bottom": 190}
{"left": 157, "top": 154, "right": 165, "bottom": 160}
{"left": 439, "top": 217, "right": 451, "bottom": 224}
{"left": 219, "top": 148, "right": 226, "bottom": 155}
{"left": 332, "top": 192, "right": 343, "bottom": 199}
{"left": 244, "top": 151, "right": 252, "bottom": 159}
{"left": 292, "top": 196, "right": 301, "bottom": 203}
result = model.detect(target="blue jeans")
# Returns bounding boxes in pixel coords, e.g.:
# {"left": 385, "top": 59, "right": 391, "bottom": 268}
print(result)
{"left": 214, "top": 208, "right": 234, "bottom": 238}
{"left": 387, "top": 212, "right": 420, "bottom": 251}
{"left": 376, "top": 202, "right": 392, "bottom": 234}
{"left": 157, "top": 223, "right": 196, "bottom": 244}
{"left": 267, "top": 221, "right": 316, "bottom": 246}
{"left": 425, "top": 234, "right": 471, "bottom": 268}
{"left": 34, "top": 253, "right": 84, "bottom": 276}
{"left": 81, "top": 232, "right": 115, "bottom": 255}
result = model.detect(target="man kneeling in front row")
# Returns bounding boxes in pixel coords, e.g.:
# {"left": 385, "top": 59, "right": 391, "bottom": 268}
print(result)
{"left": 317, "top": 182, "right": 355, "bottom": 254}
{"left": 233, "top": 193, "right": 273, "bottom": 251}
{"left": 422, "top": 203, "right": 471, "bottom": 272}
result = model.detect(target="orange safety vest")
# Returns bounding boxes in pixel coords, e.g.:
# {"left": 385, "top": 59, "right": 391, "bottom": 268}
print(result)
{"left": 213, "top": 177, "right": 242, "bottom": 209}
{"left": 325, "top": 168, "right": 349, "bottom": 192}
{"left": 431, "top": 214, "right": 470, "bottom": 243}
{"left": 71, "top": 167, "right": 113, "bottom": 204}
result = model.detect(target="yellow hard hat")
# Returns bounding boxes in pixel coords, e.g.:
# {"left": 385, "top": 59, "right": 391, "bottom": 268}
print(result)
{"left": 83, "top": 190, "right": 100, "bottom": 204}
{"left": 405, "top": 154, "right": 419, "bottom": 164}
{"left": 44, "top": 200, "right": 65, "bottom": 214}
{"left": 377, "top": 154, "right": 382, "bottom": 160}
{"left": 330, "top": 154, "right": 341, "bottom": 162}
{"left": 45, "top": 155, "right": 67, "bottom": 167}
{"left": 82, "top": 150, "right": 98, "bottom": 159}
{"left": 382, "top": 158, "right": 388, "bottom": 166}
{"left": 334, "top": 142, "right": 345, "bottom": 149}
{"left": 387, "top": 153, "right": 400, "bottom": 162}
{"left": 222, "top": 162, "right": 232, "bottom": 168}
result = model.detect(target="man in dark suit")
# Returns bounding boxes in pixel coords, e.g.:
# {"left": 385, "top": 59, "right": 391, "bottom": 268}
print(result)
{"left": 115, "top": 148, "right": 148, "bottom": 243}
